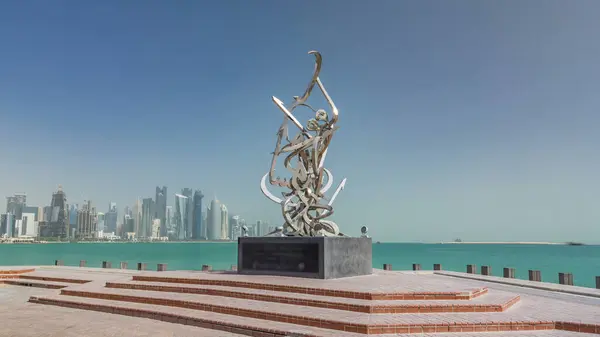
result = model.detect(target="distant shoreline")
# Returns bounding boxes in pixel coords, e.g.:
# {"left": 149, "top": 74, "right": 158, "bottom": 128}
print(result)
{"left": 438, "top": 241, "right": 563, "bottom": 245}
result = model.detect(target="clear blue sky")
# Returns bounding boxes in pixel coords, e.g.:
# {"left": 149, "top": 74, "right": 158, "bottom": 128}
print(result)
{"left": 1, "top": 0, "right": 599, "bottom": 243}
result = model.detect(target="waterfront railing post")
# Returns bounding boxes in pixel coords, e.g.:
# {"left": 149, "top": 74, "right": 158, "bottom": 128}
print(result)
{"left": 54, "top": 260, "right": 64, "bottom": 266}
{"left": 466, "top": 264, "right": 477, "bottom": 274}
{"left": 503, "top": 267, "right": 515, "bottom": 279}
{"left": 433, "top": 263, "right": 442, "bottom": 270}
{"left": 157, "top": 263, "right": 167, "bottom": 272}
{"left": 528, "top": 270, "right": 541, "bottom": 282}
{"left": 481, "top": 266, "right": 492, "bottom": 276}
{"left": 412, "top": 264, "right": 421, "bottom": 271}
{"left": 137, "top": 262, "right": 147, "bottom": 271}
{"left": 79, "top": 260, "right": 86, "bottom": 267}
{"left": 102, "top": 261, "right": 112, "bottom": 269}
{"left": 559, "top": 272, "right": 574, "bottom": 286}
{"left": 120, "top": 262, "right": 128, "bottom": 270}
{"left": 383, "top": 264, "right": 392, "bottom": 271}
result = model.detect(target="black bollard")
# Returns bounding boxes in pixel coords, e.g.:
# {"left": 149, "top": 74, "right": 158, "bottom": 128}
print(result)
{"left": 102, "top": 261, "right": 112, "bottom": 269}
{"left": 528, "top": 270, "right": 541, "bottom": 282}
{"left": 481, "top": 266, "right": 492, "bottom": 276}
{"left": 503, "top": 268, "right": 515, "bottom": 279}
{"left": 157, "top": 263, "right": 167, "bottom": 272}
{"left": 559, "top": 272, "right": 573, "bottom": 286}
{"left": 433, "top": 263, "right": 442, "bottom": 270}
{"left": 466, "top": 264, "right": 477, "bottom": 274}
{"left": 412, "top": 264, "right": 421, "bottom": 271}
{"left": 54, "top": 260, "right": 64, "bottom": 266}
{"left": 137, "top": 262, "right": 147, "bottom": 271}
{"left": 383, "top": 264, "right": 392, "bottom": 271}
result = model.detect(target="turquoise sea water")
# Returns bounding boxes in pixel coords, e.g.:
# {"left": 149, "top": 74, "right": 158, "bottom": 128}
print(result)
{"left": 1, "top": 242, "right": 599, "bottom": 288}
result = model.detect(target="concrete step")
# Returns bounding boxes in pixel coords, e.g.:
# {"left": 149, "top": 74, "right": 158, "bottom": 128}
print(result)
{"left": 30, "top": 292, "right": 600, "bottom": 335}
{"left": 2, "top": 279, "right": 69, "bottom": 289}
{"left": 0, "top": 267, "right": 35, "bottom": 275}
{"left": 19, "top": 274, "right": 90, "bottom": 284}
{"left": 29, "top": 294, "right": 368, "bottom": 337}
{"left": 56, "top": 285, "right": 555, "bottom": 334}
{"left": 132, "top": 272, "right": 488, "bottom": 300}
{"left": 107, "top": 280, "right": 518, "bottom": 313}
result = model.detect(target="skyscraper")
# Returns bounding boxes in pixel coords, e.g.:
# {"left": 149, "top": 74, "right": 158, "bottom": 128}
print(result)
{"left": 42, "top": 206, "right": 52, "bottom": 223}
{"left": 105, "top": 202, "right": 118, "bottom": 234}
{"left": 181, "top": 188, "right": 193, "bottom": 239}
{"left": 229, "top": 215, "right": 239, "bottom": 241}
{"left": 97, "top": 212, "right": 105, "bottom": 232}
{"left": 40, "top": 186, "right": 68, "bottom": 238}
{"left": 122, "top": 214, "right": 134, "bottom": 237}
{"left": 141, "top": 198, "right": 155, "bottom": 239}
{"left": 220, "top": 204, "right": 228, "bottom": 240}
{"left": 165, "top": 205, "right": 173, "bottom": 234}
{"left": 124, "top": 206, "right": 132, "bottom": 217}
{"left": 206, "top": 198, "right": 221, "bottom": 241}
{"left": 256, "top": 220, "right": 262, "bottom": 237}
{"left": 5, "top": 193, "right": 26, "bottom": 219}
{"left": 174, "top": 194, "right": 188, "bottom": 240}
{"left": 1, "top": 213, "right": 14, "bottom": 237}
{"left": 202, "top": 211, "right": 207, "bottom": 239}
{"left": 155, "top": 186, "right": 167, "bottom": 237}
{"left": 68, "top": 204, "right": 78, "bottom": 235}
{"left": 76, "top": 200, "right": 97, "bottom": 239}
{"left": 151, "top": 219, "right": 161, "bottom": 238}
{"left": 192, "top": 190, "right": 204, "bottom": 240}
{"left": 132, "top": 199, "right": 142, "bottom": 238}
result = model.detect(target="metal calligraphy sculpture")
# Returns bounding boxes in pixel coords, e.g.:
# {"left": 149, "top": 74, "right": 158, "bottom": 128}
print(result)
{"left": 260, "top": 51, "right": 347, "bottom": 237}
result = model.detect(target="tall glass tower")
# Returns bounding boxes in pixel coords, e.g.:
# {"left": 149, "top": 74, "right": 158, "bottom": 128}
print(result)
{"left": 181, "top": 188, "right": 193, "bottom": 239}
{"left": 41, "top": 186, "right": 68, "bottom": 238}
{"left": 155, "top": 186, "right": 167, "bottom": 237}
{"left": 141, "top": 198, "right": 154, "bottom": 239}
{"left": 174, "top": 194, "right": 188, "bottom": 241}
{"left": 192, "top": 190, "right": 204, "bottom": 240}
{"left": 105, "top": 202, "right": 118, "bottom": 234}
{"left": 206, "top": 198, "right": 221, "bottom": 241}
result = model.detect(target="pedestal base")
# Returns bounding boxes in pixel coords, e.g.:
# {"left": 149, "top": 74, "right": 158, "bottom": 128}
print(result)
{"left": 237, "top": 236, "right": 372, "bottom": 279}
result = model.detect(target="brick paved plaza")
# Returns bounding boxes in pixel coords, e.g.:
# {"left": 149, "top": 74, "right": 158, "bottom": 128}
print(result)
{"left": 1, "top": 266, "right": 599, "bottom": 336}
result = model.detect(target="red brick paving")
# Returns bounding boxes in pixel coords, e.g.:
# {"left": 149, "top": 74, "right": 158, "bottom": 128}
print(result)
{"left": 4, "top": 267, "right": 600, "bottom": 336}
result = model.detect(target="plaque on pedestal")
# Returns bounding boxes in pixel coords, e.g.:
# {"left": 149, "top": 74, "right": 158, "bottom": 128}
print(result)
{"left": 237, "top": 236, "right": 372, "bottom": 279}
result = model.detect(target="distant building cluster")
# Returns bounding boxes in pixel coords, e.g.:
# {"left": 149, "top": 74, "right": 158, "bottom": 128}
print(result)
{"left": 1, "top": 186, "right": 271, "bottom": 242}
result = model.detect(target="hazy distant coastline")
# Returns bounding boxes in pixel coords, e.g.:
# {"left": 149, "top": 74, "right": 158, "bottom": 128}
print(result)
{"left": 438, "top": 241, "right": 564, "bottom": 245}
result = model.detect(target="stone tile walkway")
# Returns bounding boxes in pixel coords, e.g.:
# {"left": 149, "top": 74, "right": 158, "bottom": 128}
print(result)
{"left": 0, "top": 285, "right": 244, "bottom": 337}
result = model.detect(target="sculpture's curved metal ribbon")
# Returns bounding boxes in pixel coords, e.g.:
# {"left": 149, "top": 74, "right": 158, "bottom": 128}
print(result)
{"left": 260, "top": 51, "right": 347, "bottom": 237}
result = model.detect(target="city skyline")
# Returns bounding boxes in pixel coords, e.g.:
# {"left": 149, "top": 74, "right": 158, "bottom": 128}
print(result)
{"left": 1, "top": 1, "right": 599, "bottom": 242}
{"left": 2, "top": 186, "right": 271, "bottom": 242}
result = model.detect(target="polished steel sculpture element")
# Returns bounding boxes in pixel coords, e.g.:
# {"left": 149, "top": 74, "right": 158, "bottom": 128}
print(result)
{"left": 260, "top": 51, "right": 347, "bottom": 237}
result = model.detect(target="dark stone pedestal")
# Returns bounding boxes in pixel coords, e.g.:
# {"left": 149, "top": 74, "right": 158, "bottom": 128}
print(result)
{"left": 237, "top": 236, "right": 372, "bottom": 279}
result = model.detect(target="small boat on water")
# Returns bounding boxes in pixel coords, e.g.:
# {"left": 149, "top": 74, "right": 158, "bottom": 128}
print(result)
{"left": 566, "top": 242, "right": 584, "bottom": 246}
